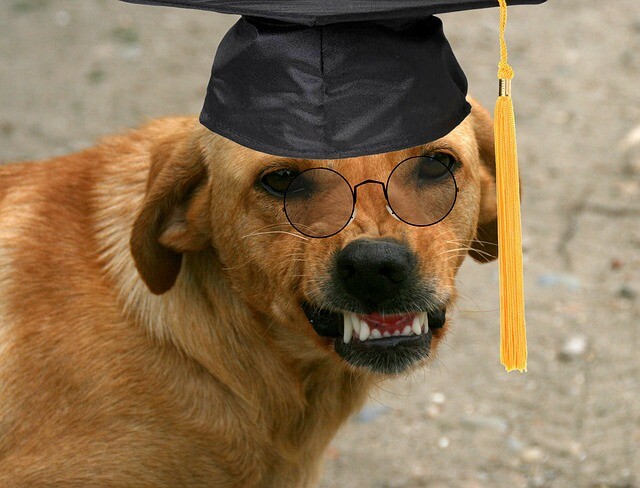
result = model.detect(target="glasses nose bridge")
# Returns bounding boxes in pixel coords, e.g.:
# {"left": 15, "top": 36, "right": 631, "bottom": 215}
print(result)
{"left": 352, "top": 179, "right": 386, "bottom": 202}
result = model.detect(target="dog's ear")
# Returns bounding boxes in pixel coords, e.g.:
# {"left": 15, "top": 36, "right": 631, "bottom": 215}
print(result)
{"left": 130, "top": 136, "right": 211, "bottom": 294}
{"left": 468, "top": 101, "right": 499, "bottom": 263}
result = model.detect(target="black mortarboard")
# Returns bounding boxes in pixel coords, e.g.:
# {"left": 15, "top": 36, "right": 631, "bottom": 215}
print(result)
{"left": 119, "top": 0, "right": 548, "bottom": 372}
{"left": 120, "top": 0, "right": 544, "bottom": 159}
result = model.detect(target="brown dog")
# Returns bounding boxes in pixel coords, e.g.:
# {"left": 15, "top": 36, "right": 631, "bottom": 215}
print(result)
{"left": 0, "top": 99, "right": 498, "bottom": 487}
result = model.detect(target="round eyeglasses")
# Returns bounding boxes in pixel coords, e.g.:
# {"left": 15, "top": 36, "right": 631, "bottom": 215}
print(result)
{"left": 280, "top": 155, "right": 459, "bottom": 238}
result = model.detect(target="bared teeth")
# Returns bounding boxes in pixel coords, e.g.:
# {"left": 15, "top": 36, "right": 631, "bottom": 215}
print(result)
{"left": 350, "top": 313, "right": 361, "bottom": 336}
{"left": 359, "top": 320, "right": 370, "bottom": 341}
{"left": 411, "top": 315, "right": 422, "bottom": 335}
{"left": 342, "top": 312, "right": 430, "bottom": 342}
{"left": 420, "top": 312, "right": 429, "bottom": 331}
{"left": 343, "top": 314, "right": 353, "bottom": 344}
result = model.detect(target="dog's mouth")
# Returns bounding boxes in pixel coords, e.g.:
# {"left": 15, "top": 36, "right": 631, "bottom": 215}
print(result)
{"left": 301, "top": 303, "right": 446, "bottom": 374}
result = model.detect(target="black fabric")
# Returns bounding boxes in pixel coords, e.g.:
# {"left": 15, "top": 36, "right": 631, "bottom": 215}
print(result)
{"left": 118, "top": 0, "right": 547, "bottom": 159}
{"left": 120, "top": 0, "right": 546, "bottom": 26}
{"left": 200, "top": 16, "right": 470, "bottom": 158}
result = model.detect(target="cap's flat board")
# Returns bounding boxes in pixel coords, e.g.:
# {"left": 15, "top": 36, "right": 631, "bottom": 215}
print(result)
{"left": 119, "top": 0, "right": 547, "bottom": 25}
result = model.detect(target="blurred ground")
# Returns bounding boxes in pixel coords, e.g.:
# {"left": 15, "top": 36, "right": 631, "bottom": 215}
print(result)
{"left": 1, "top": 0, "right": 639, "bottom": 487}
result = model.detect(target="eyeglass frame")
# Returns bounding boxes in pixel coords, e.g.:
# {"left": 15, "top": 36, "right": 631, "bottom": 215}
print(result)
{"left": 282, "top": 155, "right": 460, "bottom": 239}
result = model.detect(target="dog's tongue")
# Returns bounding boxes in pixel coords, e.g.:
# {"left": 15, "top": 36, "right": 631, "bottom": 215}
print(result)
{"left": 360, "top": 312, "right": 415, "bottom": 334}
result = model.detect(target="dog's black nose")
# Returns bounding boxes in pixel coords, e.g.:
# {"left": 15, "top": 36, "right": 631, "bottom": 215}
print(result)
{"left": 335, "top": 239, "right": 417, "bottom": 306}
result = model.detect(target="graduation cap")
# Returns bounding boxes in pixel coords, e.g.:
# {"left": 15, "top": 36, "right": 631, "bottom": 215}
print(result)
{"left": 119, "top": 0, "right": 548, "bottom": 372}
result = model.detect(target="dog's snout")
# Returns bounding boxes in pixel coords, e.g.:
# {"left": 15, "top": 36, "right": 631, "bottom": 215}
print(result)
{"left": 335, "top": 239, "right": 416, "bottom": 306}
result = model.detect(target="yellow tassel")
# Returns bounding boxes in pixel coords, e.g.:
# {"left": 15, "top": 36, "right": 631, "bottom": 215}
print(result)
{"left": 495, "top": 0, "right": 527, "bottom": 372}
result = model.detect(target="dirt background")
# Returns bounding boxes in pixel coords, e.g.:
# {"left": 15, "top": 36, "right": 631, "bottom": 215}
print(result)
{"left": 1, "top": 1, "right": 639, "bottom": 487}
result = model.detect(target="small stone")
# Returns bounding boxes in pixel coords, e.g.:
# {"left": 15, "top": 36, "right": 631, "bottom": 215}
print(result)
{"left": 461, "top": 414, "right": 509, "bottom": 434}
{"left": 615, "top": 180, "right": 640, "bottom": 197}
{"left": 426, "top": 404, "right": 441, "bottom": 418}
{"left": 569, "top": 441, "right": 582, "bottom": 455}
{"left": 620, "top": 124, "right": 640, "bottom": 152}
{"left": 558, "top": 335, "right": 589, "bottom": 362}
{"left": 620, "top": 124, "right": 640, "bottom": 175}
{"left": 437, "top": 436, "right": 450, "bottom": 449}
{"left": 618, "top": 286, "right": 637, "bottom": 301}
{"left": 521, "top": 447, "right": 545, "bottom": 463}
{"left": 430, "top": 392, "right": 446, "bottom": 405}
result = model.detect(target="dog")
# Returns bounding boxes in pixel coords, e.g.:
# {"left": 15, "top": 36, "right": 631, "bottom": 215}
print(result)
{"left": 0, "top": 99, "right": 499, "bottom": 487}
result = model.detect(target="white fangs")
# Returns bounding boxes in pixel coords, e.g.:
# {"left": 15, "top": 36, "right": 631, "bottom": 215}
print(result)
{"left": 342, "top": 312, "right": 430, "bottom": 343}
{"left": 343, "top": 314, "right": 353, "bottom": 344}
{"left": 359, "top": 320, "right": 371, "bottom": 341}
{"left": 411, "top": 316, "right": 422, "bottom": 335}
{"left": 350, "top": 313, "right": 361, "bottom": 336}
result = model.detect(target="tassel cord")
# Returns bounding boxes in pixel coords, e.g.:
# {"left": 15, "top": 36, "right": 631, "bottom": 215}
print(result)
{"left": 495, "top": 0, "right": 527, "bottom": 372}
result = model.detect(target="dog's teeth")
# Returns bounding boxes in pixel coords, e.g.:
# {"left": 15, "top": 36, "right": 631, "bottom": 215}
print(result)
{"left": 359, "top": 321, "right": 370, "bottom": 341}
{"left": 343, "top": 314, "right": 353, "bottom": 344}
{"left": 411, "top": 315, "right": 422, "bottom": 335}
{"left": 383, "top": 331, "right": 391, "bottom": 338}
{"left": 421, "top": 312, "right": 429, "bottom": 331}
{"left": 370, "top": 329, "right": 382, "bottom": 339}
{"left": 350, "top": 313, "right": 361, "bottom": 336}
{"left": 402, "top": 325, "right": 412, "bottom": 336}
{"left": 393, "top": 330, "right": 401, "bottom": 336}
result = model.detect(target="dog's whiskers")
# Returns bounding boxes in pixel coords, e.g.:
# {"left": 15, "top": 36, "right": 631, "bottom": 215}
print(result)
{"left": 438, "top": 246, "right": 474, "bottom": 254}
{"left": 250, "top": 222, "right": 296, "bottom": 231}
{"left": 471, "top": 238, "right": 499, "bottom": 247}
{"left": 444, "top": 246, "right": 494, "bottom": 259}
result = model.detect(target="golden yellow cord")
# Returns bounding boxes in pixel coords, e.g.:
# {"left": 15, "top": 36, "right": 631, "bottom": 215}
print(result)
{"left": 495, "top": 0, "right": 527, "bottom": 372}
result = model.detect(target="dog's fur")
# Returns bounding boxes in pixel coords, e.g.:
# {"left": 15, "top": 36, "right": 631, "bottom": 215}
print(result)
{"left": 0, "top": 100, "right": 498, "bottom": 487}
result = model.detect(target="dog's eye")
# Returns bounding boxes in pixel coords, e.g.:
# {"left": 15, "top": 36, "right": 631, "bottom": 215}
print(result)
{"left": 417, "top": 152, "right": 458, "bottom": 181}
{"left": 261, "top": 169, "right": 299, "bottom": 196}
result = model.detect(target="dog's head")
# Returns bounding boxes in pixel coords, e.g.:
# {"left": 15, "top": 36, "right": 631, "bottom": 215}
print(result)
{"left": 130, "top": 100, "right": 498, "bottom": 375}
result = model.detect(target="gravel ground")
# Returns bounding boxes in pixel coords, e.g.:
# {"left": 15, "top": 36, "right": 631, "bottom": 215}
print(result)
{"left": 1, "top": 1, "right": 639, "bottom": 487}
